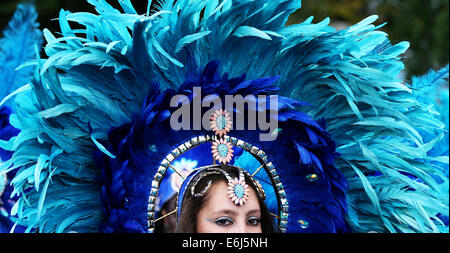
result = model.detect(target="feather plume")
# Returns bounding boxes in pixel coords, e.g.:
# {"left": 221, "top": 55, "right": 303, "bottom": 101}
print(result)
{"left": 283, "top": 23, "right": 449, "bottom": 232}
{"left": 0, "top": 4, "right": 42, "bottom": 104}
{"left": 0, "top": 4, "right": 42, "bottom": 233}
{"left": 411, "top": 66, "right": 449, "bottom": 226}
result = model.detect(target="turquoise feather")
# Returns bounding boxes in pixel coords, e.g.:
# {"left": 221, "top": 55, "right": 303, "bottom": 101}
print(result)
{"left": 0, "top": 4, "right": 42, "bottom": 105}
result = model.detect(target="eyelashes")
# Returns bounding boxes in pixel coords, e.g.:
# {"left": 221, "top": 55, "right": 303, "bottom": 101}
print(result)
{"left": 211, "top": 217, "right": 233, "bottom": 226}
{"left": 208, "top": 217, "right": 261, "bottom": 227}
{"left": 246, "top": 216, "right": 261, "bottom": 226}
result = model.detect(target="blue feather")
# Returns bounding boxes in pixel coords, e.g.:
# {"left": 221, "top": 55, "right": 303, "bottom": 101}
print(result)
{"left": 232, "top": 26, "right": 273, "bottom": 40}
{"left": 0, "top": 4, "right": 42, "bottom": 103}
{"left": 0, "top": 4, "right": 42, "bottom": 233}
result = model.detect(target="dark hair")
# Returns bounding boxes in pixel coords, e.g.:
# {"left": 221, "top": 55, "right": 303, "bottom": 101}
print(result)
{"left": 175, "top": 164, "right": 275, "bottom": 233}
{"left": 154, "top": 195, "right": 177, "bottom": 233}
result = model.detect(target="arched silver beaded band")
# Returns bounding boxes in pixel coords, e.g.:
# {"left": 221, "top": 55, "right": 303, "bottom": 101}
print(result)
{"left": 146, "top": 135, "right": 289, "bottom": 233}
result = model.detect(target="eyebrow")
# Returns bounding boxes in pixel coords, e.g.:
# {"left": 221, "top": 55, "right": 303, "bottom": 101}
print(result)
{"left": 246, "top": 209, "right": 261, "bottom": 216}
{"left": 211, "top": 209, "right": 237, "bottom": 216}
{"left": 211, "top": 209, "right": 261, "bottom": 217}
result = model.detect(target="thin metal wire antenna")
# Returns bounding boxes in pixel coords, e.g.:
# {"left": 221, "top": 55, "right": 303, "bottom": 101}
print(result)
{"left": 269, "top": 212, "right": 280, "bottom": 219}
{"left": 251, "top": 164, "right": 265, "bottom": 177}
{"left": 169, "top": 164, "right": 185, "bottom": 180}
{"left": 154, "top": 208, "right": 178, "bottom": 223}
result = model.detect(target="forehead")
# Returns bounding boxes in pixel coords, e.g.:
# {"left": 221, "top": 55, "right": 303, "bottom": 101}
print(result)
{"left": 203, "top": 180, "right": 260, "bottom": 214}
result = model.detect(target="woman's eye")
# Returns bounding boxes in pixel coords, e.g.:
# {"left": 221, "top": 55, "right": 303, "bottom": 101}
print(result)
{"left": 246, "top": 217, "right": 261, "bottom": 226}
{"left": 215, "top": 217, "right": 233, "bottom": 226}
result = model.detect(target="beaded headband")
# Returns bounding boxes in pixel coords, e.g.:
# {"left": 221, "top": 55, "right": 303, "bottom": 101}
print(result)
{"left": 188, "top": 166, "right": 266, "bottom": 205}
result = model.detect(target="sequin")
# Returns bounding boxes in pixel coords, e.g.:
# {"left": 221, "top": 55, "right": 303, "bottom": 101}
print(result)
{"left": 298, "top": 219, "right": 309, "bottom": 229}
{"left": 148, "top": 144, "right": 158, "bottom": 152}
{"left": 306, "top": 174, "right": 318, "bottom": 182}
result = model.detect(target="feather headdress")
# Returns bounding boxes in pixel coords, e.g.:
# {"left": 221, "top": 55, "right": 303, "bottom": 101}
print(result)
{"left": 1, "top": 0, "right": 448, "bottom": 233}
{"left": 0, "top": 4, "right": 42, "bottom": 233}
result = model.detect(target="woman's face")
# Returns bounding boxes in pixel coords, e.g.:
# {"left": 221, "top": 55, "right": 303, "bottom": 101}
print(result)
{"left": 196, "top": 180, "right": 262, "bottom": 233}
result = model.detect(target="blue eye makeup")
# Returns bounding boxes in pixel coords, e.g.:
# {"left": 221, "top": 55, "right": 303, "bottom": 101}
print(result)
{"left": 214, "top": 217, "right": 234, "bottom": 226}
{"left": 206, "top": 216, "right": 260, "bottom": 227}
{"left": 246, "top": 217, "right": 261, "bottom": 226}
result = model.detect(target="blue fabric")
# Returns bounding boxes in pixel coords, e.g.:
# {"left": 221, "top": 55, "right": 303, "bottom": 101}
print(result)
{"left": 234, "top": 150, "right": 279, "bottom": 215}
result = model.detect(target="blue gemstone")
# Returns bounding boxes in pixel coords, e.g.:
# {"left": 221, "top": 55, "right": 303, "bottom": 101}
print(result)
{"left": 216, "top": 115, "right": 226, "bottom": 130}
{"left": 234, "top": 184, "right": 245, "bottom": 199}
{"left": 217, "top": 144, "right": 228, "bottom": 158}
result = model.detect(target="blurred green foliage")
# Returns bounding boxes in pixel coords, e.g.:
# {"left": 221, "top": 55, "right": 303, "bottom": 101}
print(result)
{"left": 1, "top": 0, "right": 448, "bottom": 78}
{"left": 377, "top": 0, "right": 449, "bottom": 77}
{"left": 289, "top": 0, "right": 449, "bottom": 78}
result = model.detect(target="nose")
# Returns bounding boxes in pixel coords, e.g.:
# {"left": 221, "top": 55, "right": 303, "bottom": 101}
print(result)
{"left": 232, "top": 221, "right": 248, "bottom": 233}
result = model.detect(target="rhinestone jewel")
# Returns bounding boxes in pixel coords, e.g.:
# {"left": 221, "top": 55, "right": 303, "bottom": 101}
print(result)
{"left": 211, "top": 138, "right": 234, "bottom": 164}
{"left": 216, "top": 115, "right": 227, "bottom": 130}
{"left": 217, "top": 144, "right": 229, "bottom": 157}
{"left": 306, "top": 174, "right": 318, "bottom": 182}
{"left": 298, "top": 219, "right": 309, "bottom": 229}
{"left": 210, "top": 109, "right": 231, "bottom": 137}
{"left": 234, "top": 184, "right": 245, "bottom": 199}
{"left": 227, "top": 178, "right": 249, "bottom": 206}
